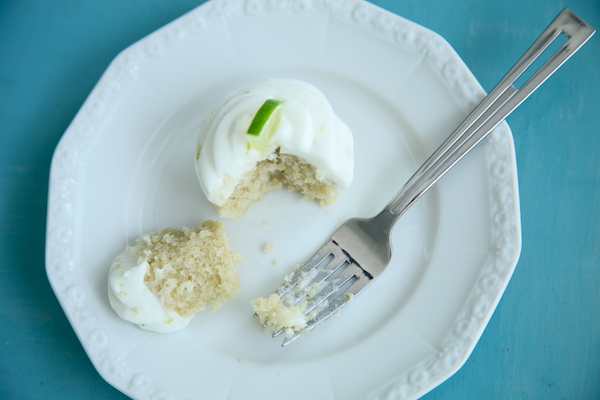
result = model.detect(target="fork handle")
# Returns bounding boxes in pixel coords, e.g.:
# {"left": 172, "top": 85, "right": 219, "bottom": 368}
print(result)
{"left": 377, "top": 8, "right": 595, "bottom": 228}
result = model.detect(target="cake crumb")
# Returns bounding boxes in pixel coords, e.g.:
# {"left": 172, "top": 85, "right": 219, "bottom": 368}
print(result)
{"left": 251, "top": 294, "right": 307, "bottom": 335}
{"left": 263, "top": 241, "right": 276, "bottom": 254}
{"left": 272, "top": 258, "right": 280, "bottom": 266}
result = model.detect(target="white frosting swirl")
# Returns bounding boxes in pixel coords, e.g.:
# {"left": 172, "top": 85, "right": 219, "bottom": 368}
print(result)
{"left": 107, "top": 248, "right": 191, "bottom": 333}
{"left": 195, "top": 78, "right": 353, "bottom": 206}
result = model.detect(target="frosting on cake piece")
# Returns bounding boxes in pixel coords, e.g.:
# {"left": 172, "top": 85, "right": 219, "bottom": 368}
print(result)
{"left": 108, "top": 221, "right": 242, "bottom": 332}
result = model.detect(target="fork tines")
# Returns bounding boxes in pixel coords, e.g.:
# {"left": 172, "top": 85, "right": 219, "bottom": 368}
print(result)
{"left": 272, "top": 239, "right": 373, "bottom": 346}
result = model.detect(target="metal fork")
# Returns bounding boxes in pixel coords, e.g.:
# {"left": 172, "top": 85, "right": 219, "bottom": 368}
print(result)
{"left": 260, "top": 8, "right": 595, "bottom": 346}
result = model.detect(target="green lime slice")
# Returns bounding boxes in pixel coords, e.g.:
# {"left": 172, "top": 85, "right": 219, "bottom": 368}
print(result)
{"left": 246, "top": 99, "right": 283, "bottom": 154}
{"left": 247, "top": 99, "right": 283, "bottom": 136}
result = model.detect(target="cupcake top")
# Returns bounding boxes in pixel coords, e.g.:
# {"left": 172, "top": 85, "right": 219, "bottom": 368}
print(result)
{"left": 195, "top": 78, "right": 354, "bottom": 207}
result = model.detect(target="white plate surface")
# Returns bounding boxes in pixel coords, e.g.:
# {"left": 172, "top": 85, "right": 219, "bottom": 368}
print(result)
{"left": 45, "top": 0, "right": 521, "bottom": 399}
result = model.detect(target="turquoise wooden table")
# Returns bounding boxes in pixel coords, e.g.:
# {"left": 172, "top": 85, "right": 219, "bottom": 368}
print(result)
{"left": 1, "top": 1, "right": 599, "bottom": 399}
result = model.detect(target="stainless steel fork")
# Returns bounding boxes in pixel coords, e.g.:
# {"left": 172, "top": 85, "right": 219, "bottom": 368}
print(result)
{"left": 260, "top": 8, "right": 595, "bottom": 346}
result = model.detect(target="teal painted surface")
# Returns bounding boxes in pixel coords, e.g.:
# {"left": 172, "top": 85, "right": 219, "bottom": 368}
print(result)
{"left": 1, "top": 1, "right": 598, "bottom": 399}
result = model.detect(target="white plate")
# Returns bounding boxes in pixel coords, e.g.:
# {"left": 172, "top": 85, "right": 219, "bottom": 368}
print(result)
{"left": 45, "top": 0, "right": 521, "bottom": 399}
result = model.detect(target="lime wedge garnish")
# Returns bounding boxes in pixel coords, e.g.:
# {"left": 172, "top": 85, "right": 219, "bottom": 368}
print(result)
{"left": 247, "top": 99, "right": 283, "bottom": 136}
{"left": 247, "top": 99, "right": 283, "bottom": 154}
